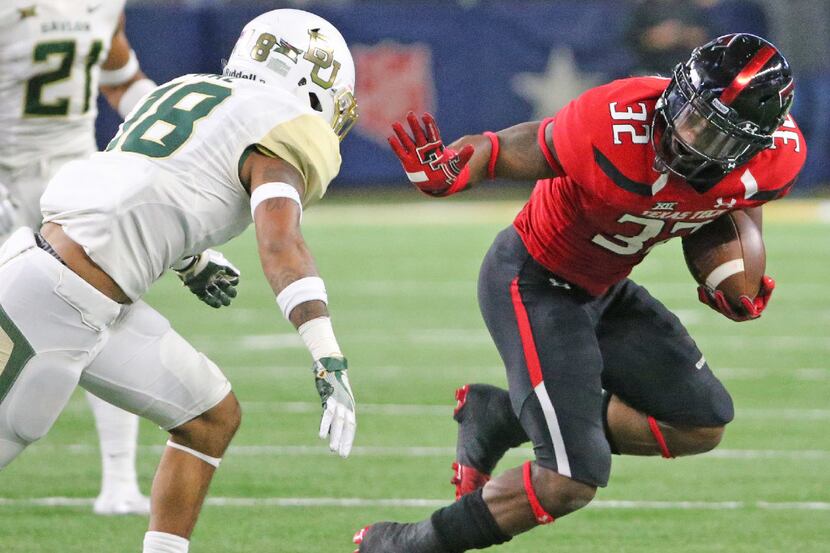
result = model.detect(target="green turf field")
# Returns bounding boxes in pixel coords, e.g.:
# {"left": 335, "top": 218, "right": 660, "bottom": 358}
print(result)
{"left": 1, "top": 196, "right": 828, "bottom": 552}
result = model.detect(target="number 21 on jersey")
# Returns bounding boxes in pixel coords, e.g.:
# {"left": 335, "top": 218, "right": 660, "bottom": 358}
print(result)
{"left": 24, "top": 40, "right": 103, "bottom": 117}
{"left": 106, "top": 80, "right": 232, "bottom": 158}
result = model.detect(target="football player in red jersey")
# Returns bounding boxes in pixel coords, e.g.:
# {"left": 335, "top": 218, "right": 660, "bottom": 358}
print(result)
{"left": 353, "top": 34, "right": 806, "bottom": 552}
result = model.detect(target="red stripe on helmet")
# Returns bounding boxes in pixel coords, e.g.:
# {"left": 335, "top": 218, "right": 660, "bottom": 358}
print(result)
{"left": 720, "top": 45, "right": 777, "bottom": 105}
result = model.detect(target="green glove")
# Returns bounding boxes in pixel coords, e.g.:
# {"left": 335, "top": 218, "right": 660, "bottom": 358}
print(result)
{"left": 313, "top": 357, "right": 356, "bottom": 458}
{"left": 173, "top": 249, "right": 240, "bottom": 308}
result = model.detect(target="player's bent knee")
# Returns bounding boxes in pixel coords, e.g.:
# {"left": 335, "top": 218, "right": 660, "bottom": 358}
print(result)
{"left": 531, "top": 464, "right": 597, "bottom": 518}
{"left": 169, "top": 392, "right": 241, "bottom": 457}
{"left": 665, "top": 424, "right": 726, "bottom": 457}
{"left": 685, "top": 425, "right": 725, "bottom": 454}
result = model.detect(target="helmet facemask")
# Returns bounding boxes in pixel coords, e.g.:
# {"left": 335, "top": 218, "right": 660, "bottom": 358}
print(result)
{"left": 653, "top": 62, "right": 779, "bottom": 183}
{"left": 298, "top": 29, "right": 358, "bottom": 141}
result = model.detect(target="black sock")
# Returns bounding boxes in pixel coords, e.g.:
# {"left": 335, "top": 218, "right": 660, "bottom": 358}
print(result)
{"left": 431, "top": 488, "right": 512, "bottom": 552}
{"left": 602, "top": 391, "right": 620, "bottom": 455}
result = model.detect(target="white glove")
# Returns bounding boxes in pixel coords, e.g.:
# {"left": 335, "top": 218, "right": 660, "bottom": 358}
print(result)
{"left": 172, "top": 249, "right": 240, "bottom": 308}
{"left": 313, "top": 357, "right": 356, "bottom": 457}
{"left": 0, "top": 183, "right": 17, "bottom": 237}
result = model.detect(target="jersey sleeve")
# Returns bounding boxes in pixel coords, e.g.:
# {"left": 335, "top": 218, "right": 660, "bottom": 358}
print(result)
{"left": 537, "top": 117, "right": 565, "bottom": 176}
{"left": 255, "top": 112, "right": 341, "bottom": 206}
{"left": 744, "top": 116, "right": 807, "bottom": 203}
{"left": 546, "top": 84, "right": 615, "bottom": 188}
{"left": 545, "top": 78, "right": 669, "bottom": 194}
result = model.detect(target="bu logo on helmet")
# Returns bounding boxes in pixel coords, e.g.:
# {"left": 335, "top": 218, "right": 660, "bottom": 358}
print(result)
{"left": 352, "top": 42, "right": 436, "bottom": 144}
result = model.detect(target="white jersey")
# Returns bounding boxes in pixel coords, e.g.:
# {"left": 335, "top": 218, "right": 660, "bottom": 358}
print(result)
{"left": 0, "top": 0, "right": 124, "bottom": 170}
{"left": 42, "top": 73, "right": 341, "bottom": 301}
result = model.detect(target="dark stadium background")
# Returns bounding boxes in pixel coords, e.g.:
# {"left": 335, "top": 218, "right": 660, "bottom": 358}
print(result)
{"left": 100, "top": 0, "right": 830, "bottom": 194}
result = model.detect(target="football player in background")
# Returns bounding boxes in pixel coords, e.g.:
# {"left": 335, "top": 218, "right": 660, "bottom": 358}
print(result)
{"left": 0, "top": 1, "right": 158, "bottom": 515}
{"left": 0, "top": 8, "right": 358, "bottom": 553}
{"left": 355, "top": 34, "right": 805, "bottom": 552}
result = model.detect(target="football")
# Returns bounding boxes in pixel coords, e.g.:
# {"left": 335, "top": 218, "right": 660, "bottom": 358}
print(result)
{"left": 682, "top": 210, "right": 766, "bottom": 306}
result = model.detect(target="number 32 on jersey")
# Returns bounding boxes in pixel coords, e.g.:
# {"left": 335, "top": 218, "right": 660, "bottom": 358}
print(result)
{"left": 610, "top": 102, "right": 650, "bottom": 145}
{"left": 106, "top": 80, "right": 232, "bottom": 158}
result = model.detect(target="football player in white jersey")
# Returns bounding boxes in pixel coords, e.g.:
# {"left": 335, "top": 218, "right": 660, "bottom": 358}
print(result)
{"left": 0, "top": 1, "right": 159, "bottom": 515}
{"left": 0, "top": 8, "right": 358, "bottom": 552}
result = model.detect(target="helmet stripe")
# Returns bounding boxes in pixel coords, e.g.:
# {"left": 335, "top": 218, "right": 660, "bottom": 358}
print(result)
{"left": 720, "top": 45, "right": 777, "bottom": 105}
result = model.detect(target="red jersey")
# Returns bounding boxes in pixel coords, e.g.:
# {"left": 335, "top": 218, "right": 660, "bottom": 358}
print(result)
{"left": 513, "top": 77, "right": 806, "bottom": 297}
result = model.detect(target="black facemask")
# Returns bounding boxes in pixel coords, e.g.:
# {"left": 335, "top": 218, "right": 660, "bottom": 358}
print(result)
{"left": 651, "top": 64, "right": 774, "bottom": 189}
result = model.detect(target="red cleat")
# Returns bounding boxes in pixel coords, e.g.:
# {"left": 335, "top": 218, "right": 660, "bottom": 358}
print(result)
{"left": 353, "top": 525, "right": 370, "bottom": 552}
{"left": 451, "top": 460, "right": 491, "bottom": 500}
{"left": 454, "top": 384, "right": 470, "bottom": 416}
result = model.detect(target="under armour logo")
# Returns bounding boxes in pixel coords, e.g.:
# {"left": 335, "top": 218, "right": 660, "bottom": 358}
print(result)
{"left": 740, "top": 121, "right": 759, "bottom": 133}
{"left": 549, "top": 278, "right": 572, "bottom": 290}
{"left": 714, "top": 197, "right": 737, "bottom": 209}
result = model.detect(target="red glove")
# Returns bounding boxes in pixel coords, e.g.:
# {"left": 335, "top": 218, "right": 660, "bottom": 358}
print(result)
{"left": 388, "top": 111, "right": 475, "bottom": 197}
{"left": 697, "top": 275, "right": 775, "bottom": 322}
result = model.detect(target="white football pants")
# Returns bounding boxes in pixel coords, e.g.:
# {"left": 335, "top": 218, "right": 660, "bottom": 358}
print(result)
{"left": 0, "top": 229, "right": 231, "bottom": 469}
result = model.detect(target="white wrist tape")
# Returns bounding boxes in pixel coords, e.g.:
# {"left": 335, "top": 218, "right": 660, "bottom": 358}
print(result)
{"left": 166, "top": 440, "right": 222, "bottom": 468}
{"left": 250, "top": 182, "right": 303, "bottom": 222}
{"left": 298, "top": 316, "right": 342, "bottom": 360}
{"left": 276, "top": 276, "right": 327, "bottom": 319}
{"left": 170, "top": 255, "right": 198, "bottom": 272}
{"left": 117, "top": 77, "right": 156, "bottom": 118}
{"left": 99, "top": 49, "right": 140, "bottom": 86}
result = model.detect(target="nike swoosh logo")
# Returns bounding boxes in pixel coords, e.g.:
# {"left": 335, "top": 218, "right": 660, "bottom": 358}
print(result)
{"left": 87, "top": 3, "right": 102, "bottom": 13}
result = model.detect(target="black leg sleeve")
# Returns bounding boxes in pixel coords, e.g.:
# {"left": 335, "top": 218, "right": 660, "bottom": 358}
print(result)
{"left": 431, "top": 488, "right": 512, "bottom": 552}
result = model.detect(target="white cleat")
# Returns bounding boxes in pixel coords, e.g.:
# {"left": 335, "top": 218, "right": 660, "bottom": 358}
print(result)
{"left": 93, "top": 489, "right": 150, "bottom": 516}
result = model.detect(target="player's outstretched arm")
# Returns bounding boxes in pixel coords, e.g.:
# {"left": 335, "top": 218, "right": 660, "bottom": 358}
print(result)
{"left": 242, "top": 150, "right": 356, "bottom": 458}
{"left": 388, "top": 111, "right": 558, "bottom": 197}
{"left": 98, "top": 13, "right": 156, "bottom": 119}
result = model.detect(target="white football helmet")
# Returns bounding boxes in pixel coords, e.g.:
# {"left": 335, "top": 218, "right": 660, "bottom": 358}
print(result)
{"left": 223, "top": 9, "right": 358, "bottom": 140}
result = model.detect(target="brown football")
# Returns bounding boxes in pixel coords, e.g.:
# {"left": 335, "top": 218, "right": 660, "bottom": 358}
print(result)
{"left": 682, "top": 210, "right": 766, "bottom": 306}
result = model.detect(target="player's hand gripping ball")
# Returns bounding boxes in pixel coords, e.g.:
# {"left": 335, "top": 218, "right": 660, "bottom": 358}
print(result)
{"left": 697, "top": 275, "right": 775, "bottom": 322}
{"left": 174, "top": 249, "right": 240, "bottom": 308}
{"left": 682, "top": 210, "right": 773, "bottom": 321}
{"left": 313, "top": 356, "right": 356, "bottom": 458}
{"left": 388, "top": 111, "right": 475, "bottom": 197}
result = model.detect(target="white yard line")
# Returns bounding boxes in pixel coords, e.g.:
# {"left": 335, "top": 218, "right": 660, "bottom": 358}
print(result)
{"left": 34, "top": 443, "right": 830, "bottom": 461}
{"left": 61, "top": 399, "right": 830, "bottom": 420}
{"left": 215, "top": 332, "right": 830, "bottom": 352}
{"left": 716, "top": 367, "right": 830, "bottom": 381}
{"left": 0, "top": 496, "right": 827, "bottom": 511}
{"left": 737, "top": 408, "right": 830, "bottom": 420}
{"left": 232, "top": 366, "right": 830, "bottom": 381}
{"left": 300, "top": 199, "right": 829, "bottom": 226}
{"left": 246, "top": 402, "right": 830, "bottom": 421}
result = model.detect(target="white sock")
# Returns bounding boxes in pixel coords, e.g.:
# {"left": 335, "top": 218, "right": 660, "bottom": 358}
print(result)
{"left": 143, "top": 531, "right": 189, "bottom": 553}
{"left": 86, "top": 392, "right": 140, "bottom": 495}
